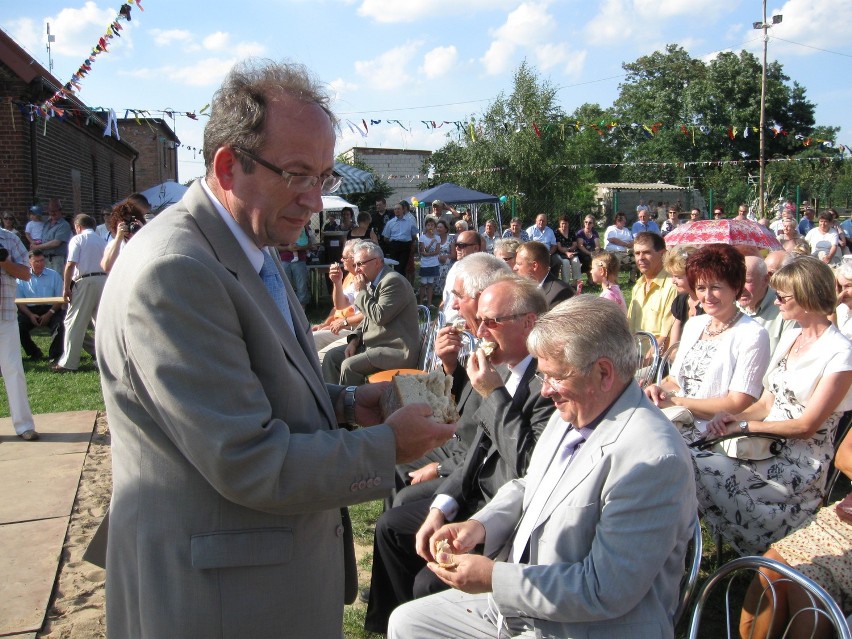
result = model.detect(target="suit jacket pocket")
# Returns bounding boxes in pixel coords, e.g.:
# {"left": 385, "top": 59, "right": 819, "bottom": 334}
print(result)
{"left": 191, "top": 528, "right": 293, "bottom": 569}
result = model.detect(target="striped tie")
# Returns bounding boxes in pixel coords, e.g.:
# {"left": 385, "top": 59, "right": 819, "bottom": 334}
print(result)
{"left": 259, "top": 250, "right": 295, "bottom": 332}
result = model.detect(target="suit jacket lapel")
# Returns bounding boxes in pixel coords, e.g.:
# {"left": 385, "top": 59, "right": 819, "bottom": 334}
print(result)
{"left": 186, "top": 182, "right": 335, "bottom": 427}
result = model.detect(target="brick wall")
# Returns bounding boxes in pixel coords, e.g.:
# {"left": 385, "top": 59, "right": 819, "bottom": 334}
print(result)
{"left": 0, "top": 60, "right": 136, "bottom": 220}
{"left": 118, "top": 119, "right": 179, "bottom": 191}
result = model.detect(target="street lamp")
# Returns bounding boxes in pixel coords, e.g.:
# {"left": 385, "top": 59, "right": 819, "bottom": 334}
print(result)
{"left": 754, "top": 3, "right": 783, "bottom": 219}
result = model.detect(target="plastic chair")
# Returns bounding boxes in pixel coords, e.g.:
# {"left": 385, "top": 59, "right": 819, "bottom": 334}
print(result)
{"left": 633, "top": 331, "right": 660, "bottom": 388}
{"left": 656, "top": 341, "right": 680, "bottom": 386}
{"left": 686, "top": 556, "right": 852, "bottom": 639}
{"left": 674, "top": 516, "right": 704, "bottom": 627}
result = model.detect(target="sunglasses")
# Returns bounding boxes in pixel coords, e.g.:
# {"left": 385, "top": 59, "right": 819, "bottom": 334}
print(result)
{"left": 455, "top": 242, "right": 477, "bottom": 250}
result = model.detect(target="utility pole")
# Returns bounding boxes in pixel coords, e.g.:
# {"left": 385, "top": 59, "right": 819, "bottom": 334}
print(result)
{"left": 753, "top": 1, "right": 782, "bottom": 219}
{"left": 46, "top": 23, "right": 55, "bottom": 74}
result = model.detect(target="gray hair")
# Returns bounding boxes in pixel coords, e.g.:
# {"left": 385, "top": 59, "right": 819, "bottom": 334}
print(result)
{"left": 353, "top": 240, "right": 383, "bottom": 260}
{"left": 455, "top": 220, "right": 469, "bottom": 232}
{"left": 493, "top": 237, "right": 521, "bottom": 259}
{"left": 203, "top": 59, "right": 337, "bottom": 173}
{"left": 837, "top": 261, "right": 852, "bottom": 282}
{"left": 456, "top": 253, "right": 513, "bottom": 297}
{"left": 527, "top": 296, "right": 635, "bottom": 381}
{"left": 744, "top": 255, "right": 768, "bottom": 280}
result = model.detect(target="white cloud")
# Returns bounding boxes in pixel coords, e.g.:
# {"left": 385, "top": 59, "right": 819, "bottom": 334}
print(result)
{"left": 535, "top": 43, "right": 586, "bottom": 76}
{"left": 328, "top": 78, "right": 360, "bottom": 105}
{"left": 123, "top": 57, "right": 235, "bottom": 87}
{"left": 767, "top": 0, "right": 852, "bottom": 53}
{"left": 634, "top": 0, "right": 732, "bottom": 19}
{"left": 233, "top": 41, "right": 265, "bottom": 57}
{"left": 420, "top": 46, "right": 458, "bottom": 79}
{"left": 585, "top": 0, "right": 636, "bottom": 41}
{"left": 354, "top": 43, "right": 421, "bottom": 90}
{"left": 44, "top": 2, "right": 120, "bottom": 56}
{"left": 202, "top": 31, "right": 229, "bottom": 51}
{"left": 4, "top": 18, "right": 41, "bottom": 53}
{"left": 481, "top": 2, "right": 558, "bottom": 75}
{"left": 150, "top": 28, "right": 193, "bottom": 46}
{"left": 357, "top": 0, "right": 518, "bottom": 24}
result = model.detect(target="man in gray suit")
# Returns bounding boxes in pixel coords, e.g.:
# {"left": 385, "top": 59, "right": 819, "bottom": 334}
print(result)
{"left": 388, "top": 296, "right": 697, "bottom": 639}
{"left": 322, "top": 240, "right": 419, "bottom": 384}
{"left": 97, "top": 60, "right": 455, "bottom": 639}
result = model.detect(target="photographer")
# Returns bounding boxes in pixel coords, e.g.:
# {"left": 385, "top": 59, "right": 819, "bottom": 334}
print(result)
{"left": 101, "top": 200, "right": 147, "bottom": 273}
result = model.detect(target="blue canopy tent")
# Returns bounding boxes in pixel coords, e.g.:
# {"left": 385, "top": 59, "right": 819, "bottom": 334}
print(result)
{"left": 412, "top": 183, "right": 503, "bottom": 232}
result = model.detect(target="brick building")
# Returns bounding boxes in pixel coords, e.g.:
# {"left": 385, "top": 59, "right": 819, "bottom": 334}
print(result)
{"left": 117, "top": 117, "right": 179, "bottom": 192}
{"left": 0, "top": 28, "right": 137, "bottom": 219}
{"left": 339, "top": 147, "right": 431, "bottom": 204}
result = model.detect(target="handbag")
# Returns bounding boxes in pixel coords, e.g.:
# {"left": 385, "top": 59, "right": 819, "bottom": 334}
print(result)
{"left": 689, "top": 432, "right": 787, "bottom": 461}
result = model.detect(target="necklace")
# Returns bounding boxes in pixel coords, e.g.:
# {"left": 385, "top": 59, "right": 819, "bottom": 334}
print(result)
{"left": 703, "top": 310, "right": 742, "bottom": 337}
{"left": 793, "top": 326, "right": 828, "bottom": 353}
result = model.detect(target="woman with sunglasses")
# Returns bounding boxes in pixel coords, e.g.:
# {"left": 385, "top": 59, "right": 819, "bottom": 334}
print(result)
{"left": 698, "top": 256, "right": 852, "bottom": 556}
{"left": 575, "top": 215, "right": 600, "bottom": 286}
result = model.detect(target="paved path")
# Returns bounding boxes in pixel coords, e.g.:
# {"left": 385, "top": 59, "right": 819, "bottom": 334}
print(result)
{"left": 0, "top": 411, "right": 98, "bottom": 638}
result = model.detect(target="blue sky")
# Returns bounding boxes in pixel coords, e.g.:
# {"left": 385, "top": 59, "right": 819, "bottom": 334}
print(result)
{"left": 3, "top": 0, "right": 850, "bottom": 184}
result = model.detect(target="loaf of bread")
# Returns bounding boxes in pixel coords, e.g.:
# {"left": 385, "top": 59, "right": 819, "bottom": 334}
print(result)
{"left": 381, "top": 370, "right": 460, "bottom": 423}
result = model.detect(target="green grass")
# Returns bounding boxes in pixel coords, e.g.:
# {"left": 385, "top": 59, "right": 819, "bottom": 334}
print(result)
{"left": 0, "top": 333, "right": 104, "bottom": 418}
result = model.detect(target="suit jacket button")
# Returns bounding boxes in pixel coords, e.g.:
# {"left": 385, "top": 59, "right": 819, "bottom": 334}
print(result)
{"left": 350, "top": 482, "right": 358, "bottom": 492}
{"left": 336, "top": 525, "right": 344, "bottom": 537}
{"left": 358, "top": 480, "right": 367, "bottom": 490}
{"left": 366, "top": 478, "right": 374, "bottom": 488}
{"left": 374, "top": 477, "right": 382, "bottom": 486}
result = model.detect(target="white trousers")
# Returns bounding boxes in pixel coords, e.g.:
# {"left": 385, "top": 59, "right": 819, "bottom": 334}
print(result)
{"left": 558, "top": 256, "right": 582, "bottom": 283}
{"left": 0, "top": 318, "right": 34, "bottom": 434}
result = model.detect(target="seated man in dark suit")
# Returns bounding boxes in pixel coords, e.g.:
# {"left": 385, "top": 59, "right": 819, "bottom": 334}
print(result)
{"left": 322, "top": 240, "right": 419, "bottom": 385}
{"left": 513, "top": 240, "right": 573, "bottom": 308}
{"left": 16, "top": 248, "right": 65, "bottom": 361}
{"left": 364, "top": 275, "right": 555, "bottom": 634}
{"left": 391, "top": 253, "right": 513, "bottom": 507}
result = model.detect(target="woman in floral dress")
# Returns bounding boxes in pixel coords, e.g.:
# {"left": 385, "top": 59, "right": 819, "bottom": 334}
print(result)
{"left": 703, "top": 256, "right": 852, "bottom": 555}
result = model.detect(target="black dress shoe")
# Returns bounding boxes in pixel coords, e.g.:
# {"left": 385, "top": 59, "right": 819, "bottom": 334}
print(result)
{"left": 358, "top": 587, "right": 370, "bottom": 604}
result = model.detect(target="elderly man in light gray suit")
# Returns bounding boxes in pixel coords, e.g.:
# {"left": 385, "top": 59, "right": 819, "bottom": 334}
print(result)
{"left": 96, "top": 60, "right": 455, "bottom": 639}
{"left": 322, "top": 240, "right": 419, "bottom": 385}
{"left": 388, "top": 296, "right": 697, "bottom": 639}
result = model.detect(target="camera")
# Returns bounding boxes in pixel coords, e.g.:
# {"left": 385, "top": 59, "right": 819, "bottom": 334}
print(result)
{"left": 0, "top": 247, "right": 7, "bottom": 261}
{"left": 127, "top": 221, "right": 142, "bottom": 235}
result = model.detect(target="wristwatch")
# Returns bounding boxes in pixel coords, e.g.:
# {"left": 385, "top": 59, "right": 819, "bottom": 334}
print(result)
{"left": 738, "top": 420, "right": 749, "bottom": 433}
{"left": 342, "top": 316, "right": 349, "bottom": 327}
{"left": 343, "top": 385, "right": 358, "bottom": 428}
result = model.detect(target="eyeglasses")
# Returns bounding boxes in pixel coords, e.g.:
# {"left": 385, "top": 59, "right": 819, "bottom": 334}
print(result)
{"left": 341, "top": 254, "right": 354, "bottom": 261}
{"left": 233, "top": 147, "right": 342, "bottom": 194}
{"left": 478, "top": 312, "right": 526, "bottom": 329}
{"left": 455, "top": 242, "right": 477, "bottom": 250}
{"left": 533, "top": 370, "right": 574, "bottom": 389}
{"left": 776, "top": 292, "right": 794, "bottom": 304}
{"left": 354, "top": 257, "right": 378, "bottom": 268}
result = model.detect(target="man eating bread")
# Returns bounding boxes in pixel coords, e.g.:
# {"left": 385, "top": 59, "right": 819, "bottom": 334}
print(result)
{"left": 364, "top": 274, "right": 555, "bottom": 634}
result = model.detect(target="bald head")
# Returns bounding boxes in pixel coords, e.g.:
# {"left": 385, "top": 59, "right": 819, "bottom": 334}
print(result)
{"left": 764, "top": 250, "right": 788, "bottom": 278}
{"left": 740, "top": 256, "right": 770, "bottom": 312}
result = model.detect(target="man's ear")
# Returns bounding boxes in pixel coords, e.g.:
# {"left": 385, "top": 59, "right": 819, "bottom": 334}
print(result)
{"left": 213, "top": 147, "right": 238, "bottom": 191}
{"left": 597, "top": 357, "right": 617, "bottom": 393}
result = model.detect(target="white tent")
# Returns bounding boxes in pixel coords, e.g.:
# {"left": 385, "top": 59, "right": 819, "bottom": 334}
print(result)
{"left": 138, "top": 180, "right": 189, "bottom": 213}
{"left": 320, "top": 195, "right": 359, "bottom": 214}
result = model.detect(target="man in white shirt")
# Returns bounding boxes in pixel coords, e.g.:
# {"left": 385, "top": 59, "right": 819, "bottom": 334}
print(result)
{"left": 52, "top": 214, "right": 107, "bottom": 372}
{"left": 439, "top": 230, "right": 482, "bottom": 326}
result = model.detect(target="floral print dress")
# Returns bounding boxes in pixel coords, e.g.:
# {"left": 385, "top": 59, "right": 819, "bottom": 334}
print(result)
{"left": 691, "top": 328, "right": 852, "bottom": 556}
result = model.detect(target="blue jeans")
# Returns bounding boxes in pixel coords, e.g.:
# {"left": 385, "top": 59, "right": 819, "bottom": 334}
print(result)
{"left": 281, "top": 259, "right": 310, "bottom": 307}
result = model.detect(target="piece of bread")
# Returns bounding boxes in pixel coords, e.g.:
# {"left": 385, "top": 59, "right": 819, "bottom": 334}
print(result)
{"left": 479, "top": 340, "right": 497, "bottom": 358}
{"left": 434, "top": 539, "right": 456, "bottom": 568}
{"left": 381, "top": 370, "right": 460, "bottom": 423}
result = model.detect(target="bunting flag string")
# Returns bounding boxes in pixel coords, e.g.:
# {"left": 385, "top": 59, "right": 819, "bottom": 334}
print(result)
{"left": 35, "top": 1, "right": 141, "bottom": 119}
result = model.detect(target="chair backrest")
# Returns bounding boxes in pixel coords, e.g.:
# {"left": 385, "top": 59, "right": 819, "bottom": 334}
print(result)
{"left": 415, "top": 305, "right": 434, "bottom": 370}
{"left": 686, "top": 556, "right": 852, "bottom": 639}
{"left": 823, "top": 409, "right": 852, "bottom": 506}
{"left": 633, "top": 331, "right": 661, "bottom": 388}
{"left": 657, "top": 341, "right": 680, "bottom": 386}
{"left": 674, "top": 516, "right": 703, "bottom": 627}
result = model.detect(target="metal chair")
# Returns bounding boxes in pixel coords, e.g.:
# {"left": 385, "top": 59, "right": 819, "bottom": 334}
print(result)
{"left": 367, "top": 305, "right": 433, "bottom": 382}
{"left": 674, "top": 516, "right": 704, "bottom": 627}
{"left": 686, "top": 556, "right": 852, "bottom": 639}
{"left": 656, "top": 341, "right": 680, "bottom": 385}
{"left": 633, "top": 331, "right": 661, "bottom": 388}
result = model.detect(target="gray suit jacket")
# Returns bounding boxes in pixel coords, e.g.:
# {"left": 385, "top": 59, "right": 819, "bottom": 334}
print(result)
{"left": 97, "top": 181, "right": 397, "bottom": 638}
{"left": 353, "top": 266, "right": 419, "bottom": 370}
{"left": 475, "top": 381, "right": 697, "bottom": 639}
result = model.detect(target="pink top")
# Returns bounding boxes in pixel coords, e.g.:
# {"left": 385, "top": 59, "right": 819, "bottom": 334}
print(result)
{"left": 600, "top": 284, "right": 626, "bottom": 312}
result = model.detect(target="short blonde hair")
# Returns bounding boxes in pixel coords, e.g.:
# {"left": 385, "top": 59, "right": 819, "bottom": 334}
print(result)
{"left": 591, "top": 250, "right": 620, "bottom": 282}
{"left": 771, "top": 255, "right": 836, "bottom": 315}
{"left": 663, "top": 245, "right": 698, "bottom": 276}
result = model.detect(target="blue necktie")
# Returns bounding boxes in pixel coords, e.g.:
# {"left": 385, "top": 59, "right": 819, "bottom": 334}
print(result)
{"left": 259, "top": 250, "right": 295, "bottom": 332}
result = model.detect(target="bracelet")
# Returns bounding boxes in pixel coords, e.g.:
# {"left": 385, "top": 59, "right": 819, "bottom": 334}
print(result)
{"left": 343, "top": 385, "right": 358, "bottom": 427}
